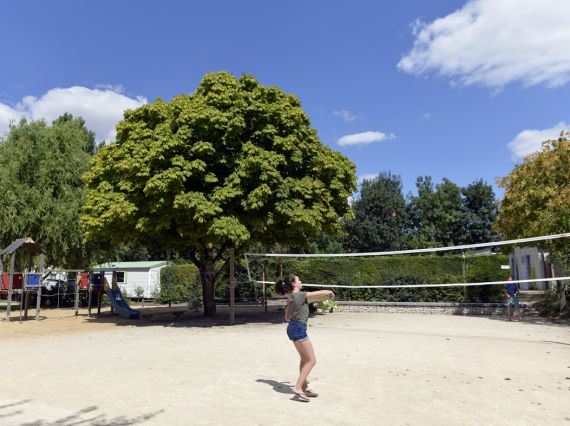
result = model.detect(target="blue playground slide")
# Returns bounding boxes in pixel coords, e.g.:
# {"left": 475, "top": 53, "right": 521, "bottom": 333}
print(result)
{"left": 106, "top": 287, "right": 140, "bottom": 319}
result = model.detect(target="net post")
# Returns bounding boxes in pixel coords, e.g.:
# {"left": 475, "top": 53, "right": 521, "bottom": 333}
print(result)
{"left": 229, "top": 248, "right": 235, "bottom": 325}
{"left": 262, "top": 264, "right": 267, "bottom": 314}
{"left": 462, "top": 251, "right": 467, "bottom": 300}
{"left": 74, "top": 273, "right": 80, "bottom": 316}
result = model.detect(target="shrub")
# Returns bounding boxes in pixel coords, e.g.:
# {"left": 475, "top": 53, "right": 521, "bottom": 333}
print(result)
{"left": 254, "top": 254, "right": 509, "bottom": 303}
{"left": 160, "top": 264, "right": 202, "bottom": 304}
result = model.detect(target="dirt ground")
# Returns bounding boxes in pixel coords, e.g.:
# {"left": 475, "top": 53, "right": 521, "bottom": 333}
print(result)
{"left": 1, "top": 306, "right": 569, "bottom": 426}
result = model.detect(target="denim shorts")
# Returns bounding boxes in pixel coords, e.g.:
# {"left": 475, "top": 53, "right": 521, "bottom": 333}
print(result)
{"left": 287, "top": 320, "right": 308, "bottom": 342}
{"left": 507, "top": 295, "right": 520, "bottom": 308}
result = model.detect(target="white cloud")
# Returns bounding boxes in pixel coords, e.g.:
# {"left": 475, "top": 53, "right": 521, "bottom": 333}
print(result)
{"left": 338, "top": 131, "right": 395, "bottom": 147}
{"left": 333, "top": 109, "right": 358, "bottom": 122}
{"left": 0, "top": 103, "right": 26, "bottom": 136}
{"left": 508, "top": 122, "right": 569, "bottom": 160}
{"left": 398, "top": 0, "right": 570, "bottom": 89}
{"left": 358, "top": 173, "right": 380, "bottom": 184}
{"left": 0, "top": 86, "right": 146, "bottom": 141}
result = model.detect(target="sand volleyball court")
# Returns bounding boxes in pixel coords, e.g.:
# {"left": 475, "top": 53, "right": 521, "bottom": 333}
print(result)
{"left": 1, "top": 307, "right": 569, "bottom": 425}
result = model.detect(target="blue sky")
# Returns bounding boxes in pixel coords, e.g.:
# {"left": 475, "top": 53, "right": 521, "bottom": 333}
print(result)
{"left": 1, "top": 0, "right": 569, "bottom": 197}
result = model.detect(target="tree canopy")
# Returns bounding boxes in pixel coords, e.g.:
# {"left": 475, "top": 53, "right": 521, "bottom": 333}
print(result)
{"left": 408, "top": 177, "right": 466, "bottom": 247}
{"left": 340, "top": 173, "right": 498, "bottom": 253}
{"left": 0, "top": 114, "right": 95, "bottom": 267}
{"left": 497, "top": 132, "right": 570, "bottom": 269}
{"left": 461, "top": 179, "right": 499, "bottom": 245}
{"left": 344, "top": 172, "right": 408, "bottom": 251}
{"left": 82, "top": 71, "right": 357, "bottom": 315}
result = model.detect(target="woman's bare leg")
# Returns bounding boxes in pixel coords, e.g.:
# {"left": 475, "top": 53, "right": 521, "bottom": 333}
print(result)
{"left": 292, "top": 339, "right": 316, "bottom": 394}
{"left": 297, "top": 353, "right": 310, "bottom": 391}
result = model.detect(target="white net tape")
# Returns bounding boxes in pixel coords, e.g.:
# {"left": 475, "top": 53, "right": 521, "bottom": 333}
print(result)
{"left": 251, "top": 276, "right": 570, "bottom": 289}
{"left": 245, "top": 232, "right": 570, "bottom": 258}
{"left": 243, "top": 232, "right": 570, "bottom": 289}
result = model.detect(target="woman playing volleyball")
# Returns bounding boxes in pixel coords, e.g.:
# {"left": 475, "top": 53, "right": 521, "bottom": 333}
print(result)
{"left": 275, "top": 274, "right": 335, "bottom": 402}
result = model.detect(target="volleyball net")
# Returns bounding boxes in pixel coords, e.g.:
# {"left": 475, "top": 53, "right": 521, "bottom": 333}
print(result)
{"left": 241, "top": 233, "right": 570, "bottom": 303}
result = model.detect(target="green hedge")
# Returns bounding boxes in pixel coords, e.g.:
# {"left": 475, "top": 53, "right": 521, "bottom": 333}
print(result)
{"left": 261, "top": 254, "right": 509, "bottom": 303}
{"left": 161, "top": 254, "right": 509, "bottom": 304}
{"left": 160, "top": 264, "right": 228, "bottom": 304}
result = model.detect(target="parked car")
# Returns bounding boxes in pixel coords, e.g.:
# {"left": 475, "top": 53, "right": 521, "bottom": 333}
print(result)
{"left": 42, "top": 279, "right": 84, "bottom": 307}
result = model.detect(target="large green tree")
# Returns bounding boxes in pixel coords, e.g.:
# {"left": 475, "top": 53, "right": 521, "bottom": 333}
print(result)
{"left": 497, "top": 133, "right": 570, "bottom": 306}
{"left": 82, "top": 72, "right": 357, "bottom": 316}
{"left": 409, "top": 176, "right": 466, "bottom": 247}
{"left": 344, "top": 172, "right": 409, "bottom": 251}
{"left": 0, "top": 114, "right": 96, "bottom": 267}
{"left": 461, "top": 179, "right": 499, "bottom": 244}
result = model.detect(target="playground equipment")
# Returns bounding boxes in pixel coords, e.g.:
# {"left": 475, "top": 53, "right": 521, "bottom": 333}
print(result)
{"left": 83, "top": 270, "right": 139, "bottom": 319}
{"left": 87, "top": 271, "right": 104, "bottom": 317}
{"left": 0, "top": 237, "right": 44, "bottom": 321}
{"left": 74, "top": 271, "right": 90, "bottom": 315}
{"left": 105, "top": 271, "right": 140, "bottom": 319}
{"left": 0, "top": 238, "right": 141, "bottom": 322}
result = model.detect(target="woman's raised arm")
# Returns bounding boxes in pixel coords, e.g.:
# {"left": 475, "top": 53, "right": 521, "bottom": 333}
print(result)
{"left": 306, "top": 290, "right": 335, "bottom": 303}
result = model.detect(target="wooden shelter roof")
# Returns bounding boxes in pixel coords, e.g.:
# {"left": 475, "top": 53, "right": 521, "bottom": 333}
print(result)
{"left": 0, "top": 237, "right": 43, "bottom": 256}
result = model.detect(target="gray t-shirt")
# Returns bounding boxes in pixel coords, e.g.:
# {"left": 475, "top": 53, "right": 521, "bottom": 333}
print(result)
{"left": 287, "top": 291, "right": 309, "bottom": 324}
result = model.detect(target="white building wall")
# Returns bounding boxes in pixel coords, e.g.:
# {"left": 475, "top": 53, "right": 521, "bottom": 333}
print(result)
{"left": 103, "top": 270, "right": 150, "bottom": 297}
{"left": 97, "top": 265, "right": 166, "bottom": 298}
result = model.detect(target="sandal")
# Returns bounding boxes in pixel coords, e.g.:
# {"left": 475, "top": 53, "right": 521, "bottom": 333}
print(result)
{"left": 292, "top": 392, "right": 310, "bottom": 402}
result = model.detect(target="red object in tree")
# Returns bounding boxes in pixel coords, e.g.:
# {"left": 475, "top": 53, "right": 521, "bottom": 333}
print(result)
{"left": 391, "top": 211, "right": 397, "bottom": 219}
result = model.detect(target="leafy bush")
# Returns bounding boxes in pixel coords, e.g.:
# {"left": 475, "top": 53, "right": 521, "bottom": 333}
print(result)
{"left": 253, "top": 254, "right": 509, "bottom": 303}
{"left": 160, "top": 264, "right": 202, "bottom": 304}
{"left": 534, "top": 287, "right": 570, "bottom": 318}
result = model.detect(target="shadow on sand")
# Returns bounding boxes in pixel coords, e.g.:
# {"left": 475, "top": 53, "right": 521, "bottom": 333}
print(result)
{"left": 0, "top": 399, "right": 164, "bottom": 426}
{"left": 81, "top": 303, "right": 288, "bottom": 329}
{"left": 256, "top": 378, "right": 295, "bottom": 395}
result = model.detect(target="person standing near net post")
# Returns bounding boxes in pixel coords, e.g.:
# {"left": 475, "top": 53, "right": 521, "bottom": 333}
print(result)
{"left": 504, "top": 276, "right": 521, "bottom": 321}
{"left": 275, "top": 274, "right": 335, "bottom": 402}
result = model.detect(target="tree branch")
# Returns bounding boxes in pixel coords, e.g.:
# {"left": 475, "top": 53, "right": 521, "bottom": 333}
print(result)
{"left": 214, "top": 256, "right": 230, "bottom": 281}
{"left": 188, "top": 248, "right": 201, "bottom": 268}
{"left": 213, "top": 244, "right": 226, "bottom": 262}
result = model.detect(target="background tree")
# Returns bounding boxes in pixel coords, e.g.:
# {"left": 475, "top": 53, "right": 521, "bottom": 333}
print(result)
{"left": 461, "top": 179, "right": 499, "bottom": 244}
{"left": 408, "top": 177, "right": 466, "bottom": 247}
{"left": 82, "top": 71, "right": 357, "bottom": 316}
{"left": 497, "top": 132, "right": 570, "bottom": 310}
{"left": 344, "top": 172, "right": 409, "bottom": 251}
{"left": 0, "top": 114, "right": 95, "bottom": 267}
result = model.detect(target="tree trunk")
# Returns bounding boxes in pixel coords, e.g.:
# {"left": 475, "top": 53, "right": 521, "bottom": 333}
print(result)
{"left": 198, "top": 252, "right": 217, "bottom": 317}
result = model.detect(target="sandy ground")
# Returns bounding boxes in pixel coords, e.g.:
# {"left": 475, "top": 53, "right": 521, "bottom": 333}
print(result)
{"left": 1, "top": 306, "right": 569, "bottom": 426}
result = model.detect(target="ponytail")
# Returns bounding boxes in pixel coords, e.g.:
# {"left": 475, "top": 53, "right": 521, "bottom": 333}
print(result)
{"left": 275, "top": 274, "right": 296, "bottom": 295}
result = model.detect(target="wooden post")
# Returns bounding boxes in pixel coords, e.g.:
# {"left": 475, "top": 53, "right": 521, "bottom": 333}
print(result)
{"left": 262, "top": 264, "right": 267, "bottom": 314}
{"left": 21, "top": 292, "right": 28, "bottom": 322}
{"left": 35, "top": 254, "right": 44, "bottom": 320}
{"left": 229, "top": 248, "right": 235, "bottom": 325}
{"left": 5, "top": 253, "right": 16, "bottom": 321}
{"left": 462, "top": 251, "right": 467, "bottom": 300}
{"left": 74, "top": 273, "right": 80, "bottom": 316}
{"left": 23, "top": 253, "right": 33, "bottom": 320}
{"left": 87, "top": 271, "right": 93, "bottom": 318}
{"left": 98, "top": 271, "right": 104, "bottom": 315}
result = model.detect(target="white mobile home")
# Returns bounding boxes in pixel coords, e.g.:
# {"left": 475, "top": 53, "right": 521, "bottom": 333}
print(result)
{"left": 91, "top": 261, "right": 170, "bottom": 298}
